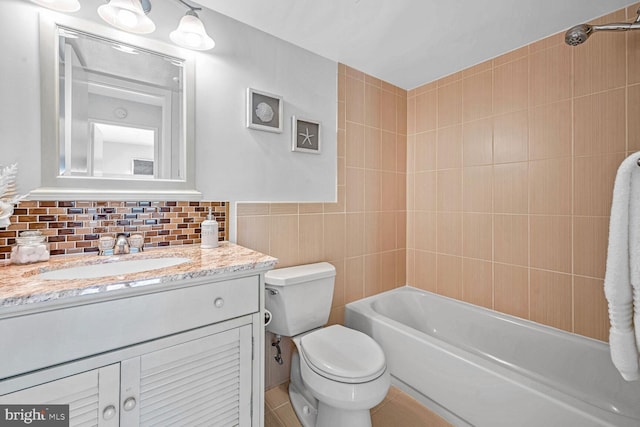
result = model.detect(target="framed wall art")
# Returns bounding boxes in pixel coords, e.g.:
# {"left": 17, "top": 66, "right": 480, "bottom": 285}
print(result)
{"left": 246, "top": 88, "right": 283, "bottom": 133}
{"left": 292, "top": 116, "right": 321, "bottom": 154}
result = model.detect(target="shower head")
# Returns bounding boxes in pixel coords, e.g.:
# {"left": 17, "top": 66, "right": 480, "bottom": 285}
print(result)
{"left": 565, "top": 24, "right": 592, "bottom": 46}
{"left": 565, "top": 8, "right": 640, "bottom": 46}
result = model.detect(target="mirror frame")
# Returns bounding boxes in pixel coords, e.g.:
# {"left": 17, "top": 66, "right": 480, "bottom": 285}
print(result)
{"left": 31, "top": 13, "right": 201, "bottom": 201}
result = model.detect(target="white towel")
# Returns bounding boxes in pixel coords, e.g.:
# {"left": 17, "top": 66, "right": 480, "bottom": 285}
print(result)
{"left": 605, "top": 152, "right": 640, "bottom": 381}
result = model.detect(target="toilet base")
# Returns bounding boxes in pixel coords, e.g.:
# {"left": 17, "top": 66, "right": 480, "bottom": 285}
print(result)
{"left": 289, "top": 381, "right": 318, "bottom": 427}
{"left": 316, "top": 401, "right": 372, "bottom": 427}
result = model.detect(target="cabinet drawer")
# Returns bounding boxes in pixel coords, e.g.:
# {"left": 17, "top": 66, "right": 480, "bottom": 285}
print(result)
{"left": 0, "top": 275, "right": 259, "bottom": 380}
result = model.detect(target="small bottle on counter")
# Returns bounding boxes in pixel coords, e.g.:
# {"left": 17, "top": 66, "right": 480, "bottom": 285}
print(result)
{"left": 201, "top": 207, "right": 219, "bottom": 249}
{"left": 11, "top": 231, "right": 50, "bottom": 264}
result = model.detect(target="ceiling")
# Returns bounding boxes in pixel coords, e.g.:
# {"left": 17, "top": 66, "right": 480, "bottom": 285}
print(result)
{"left": 197, "top": 0, "right": 636, "bottom": 89}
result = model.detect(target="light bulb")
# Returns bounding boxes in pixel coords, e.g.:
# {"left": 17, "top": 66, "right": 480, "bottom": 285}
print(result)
{"left": 116, "top": 8, "right": 138, "bottom": 28}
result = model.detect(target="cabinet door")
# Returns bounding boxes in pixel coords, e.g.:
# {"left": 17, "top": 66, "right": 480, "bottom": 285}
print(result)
{"left": 120, "top": 325, "right": 253, "bottom": 427}
{"left": 0, "top": 364, "right": 120, "bottom": 427}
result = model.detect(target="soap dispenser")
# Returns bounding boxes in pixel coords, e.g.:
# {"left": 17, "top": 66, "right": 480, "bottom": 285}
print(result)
{"left": 201, "top": 207, "right": 219, "bottom": 248}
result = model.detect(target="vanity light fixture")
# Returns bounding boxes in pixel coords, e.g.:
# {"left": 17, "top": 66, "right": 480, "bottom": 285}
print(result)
{"left": 30, "top": 0, "right": 80, "bottom": 13}
{"left": 97, "top": 0, "right": 156, "bottom": 34}
{"left": 169, "top": 0, "right": 215, "bottom": 51}
{"left": 32, "top": 0, "right": 215, "bottom": 51}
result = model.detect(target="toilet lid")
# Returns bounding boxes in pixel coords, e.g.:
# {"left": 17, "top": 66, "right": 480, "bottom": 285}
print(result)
{"left": 299, "top": 325, "right": 386, "bottom": 384}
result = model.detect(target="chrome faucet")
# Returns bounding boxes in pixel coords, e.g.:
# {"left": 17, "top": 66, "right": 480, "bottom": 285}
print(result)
{"left": 113, "top": 234, "right": 130, "bottom": 255}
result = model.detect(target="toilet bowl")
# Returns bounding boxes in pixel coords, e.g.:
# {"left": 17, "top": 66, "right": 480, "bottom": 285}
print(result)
{"left": 265, "top": 263, "right": 390, "bottom": 427}
{"left": 291, "top": 325, "right": 390, "bottom": 427}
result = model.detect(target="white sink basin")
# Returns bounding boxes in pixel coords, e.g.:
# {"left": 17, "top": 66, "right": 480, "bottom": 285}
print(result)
{"left": 38, "top": 257, "right": 191, "bottom": 280}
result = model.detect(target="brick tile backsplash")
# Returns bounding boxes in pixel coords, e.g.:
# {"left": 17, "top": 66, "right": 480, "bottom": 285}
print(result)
{"left": 0, "top": 200, "right": 228, "bottom": 260}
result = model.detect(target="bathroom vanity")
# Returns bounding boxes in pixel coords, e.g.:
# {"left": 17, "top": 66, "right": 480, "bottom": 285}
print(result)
{"left": 0, "top": 243, "right": 276, "bottom": 426}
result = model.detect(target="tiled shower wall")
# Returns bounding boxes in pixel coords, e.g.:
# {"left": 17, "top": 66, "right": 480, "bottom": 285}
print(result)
{"left": 407, "top": 4, "right": 640, "bottom": 342}
{"left": 0, "top": 201, "right": 228, "bottom": 259}
{"left": 237, "top": 64, "right": 408, "bottom": 387}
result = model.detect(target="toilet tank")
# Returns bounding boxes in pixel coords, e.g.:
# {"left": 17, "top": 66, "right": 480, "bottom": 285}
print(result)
{"left": 265, "top": 262, "right": 336, "bottom": 336}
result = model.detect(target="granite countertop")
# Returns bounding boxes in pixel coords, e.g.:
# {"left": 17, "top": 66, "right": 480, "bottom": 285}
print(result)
{"left": 0, "top": 242, "right": 277, "bottom": 308}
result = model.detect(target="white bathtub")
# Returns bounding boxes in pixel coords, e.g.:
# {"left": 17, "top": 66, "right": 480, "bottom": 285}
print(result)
{"left": 345, "top": 286, "right": 640, "bottom": 427}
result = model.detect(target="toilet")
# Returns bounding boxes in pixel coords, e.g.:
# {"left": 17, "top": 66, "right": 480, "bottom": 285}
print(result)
{"left": 265, "top": 262, "right": 390, "bottom": 427}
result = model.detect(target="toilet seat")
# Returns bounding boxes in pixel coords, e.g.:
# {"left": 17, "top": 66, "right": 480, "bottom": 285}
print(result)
{"left": 299, "top": 325, "right": 386, "bottom": 384}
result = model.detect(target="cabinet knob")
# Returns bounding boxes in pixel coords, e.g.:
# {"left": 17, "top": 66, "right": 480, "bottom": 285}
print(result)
{"left": 214, "top": 297, "right": 225, "bottom": 308}
{"left": 123, "top": 397, "right": 137, "bottom": 411}
{"left": 103, "top": 405, "right": 116, "bottom": 420}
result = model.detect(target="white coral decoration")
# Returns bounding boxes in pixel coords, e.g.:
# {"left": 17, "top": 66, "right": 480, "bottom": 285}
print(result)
{"left": 255, "top": 102, "right": 275, "bottom": 123}
{"left": 0, "top": 163, "right": 27, "bottom": 228}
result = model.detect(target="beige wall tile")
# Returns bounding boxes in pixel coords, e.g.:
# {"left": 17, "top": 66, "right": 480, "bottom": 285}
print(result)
{"left": 493, "top": 57, "right": 528, "bottom": 115}
{"left": 629, "top": 26, "right": 640, "bottom": 85}
{"left": 493, "top": 110, "right": 528, "bottom": 164}
{"left": 270, "top": 203, "right": 299, "bottom": 215}
{"left": 346, "top": 122, "right": 365, "bottom": 168}
{"left": 364, "top": 253, "right": 382, "bottom": 297}
{"left": 407, "top": 95, "right": 416, "bottom": 135}
{"left": 379, "top": 212, "right": 397, "bottom": 252}
{"left": 331, "top": 260, "right": 346, "bottom": 308}
{"left": 574, "top": 276, "right": 609, "bottom": 341}
{"left": 346, "top": 76, "right": 365, "bottom": 124}
{"left": 493, "top": 162, "right": 528, "bottom": 214}
{"left": 530, "top": 215, "right": 572, "bottom": 273}
{"left": 462, "top": 213, "right": 493, "bottom": 261}
{"left": 236, "top": 216, "right": 270, "bottom": 255}
{"left": 415, "top": 89, "right": 437, "bottom": 133}
{"left": 269, "top": 215, "right": 299, "bottom": 268}
{"left": 365, "top": 83, "right": 381, "bottom": 128}
{"left": 237, "top": 203, "right": 270, "bottom": 216}
{"left": 437, "top": 81, "right": 463, "bottom": 127}
{"left": 381, "top": 131, "right": 397, "bottom": 172}
{"left": 574, "top": 89, "right": 626, "bottom": 156}
{"left": 437, "top": 212, "right": 462, "bottom": 256}
{"left": 414, "top": 250, "right": 437, "bottom": 292}
{"left": 463, "top": 165, "right": 493, "bottom": 213}
{"left": 573, "top": 216, "right": 609, "bottom": 279}
{"left": 380, "top": 251, "right": 398, "bottom": 291}
{"left": 298, "top": 214, "right": 324, "bottom": 264}
{"left": 437, "top": 255, "right": 463, "bottom": 299}
{"left": 529, "top": 157, "right": 572, "bottom": 215}
{"left": 494, "top": 214, "right": 528, "bottom": 266}
{"left": 463, "top": 118, "right": 493, "bottom": 166}
{"left": 324, "top": 213, "right": 346, "bottom": 261}
{"left": 494, "top": 264, "right": 529, "bottom": 319}
{"left": 462, "top": 258, "right": 493, "bottom": 309}
{"left": 437, "top": 169, "right": 462, "bottom": 212}
{"left": 346, "top": 167, "right": 365, "bottom": 212}
{"left": 381, "top": 171, "right": 400, "bottom": 211}
{"left": 381, "top": 89, "right": 398, "bottom": 133}
{"left": 530, "top": 44, "right": 572, "bottom": 107}
{"left": 414, "top": 171, "right": 437, "bottom": 212}
{"left": 415, "top": 131, "right": 437, "bottom": 171}
{"left": 463, "top": 70, "right": 493, "bottom": 122}
{"left": 365, "top": 127, "right": 382, "bottom": 170}
{"left": 364, "top": 169, "right": 382, "bottom": 212}
{"left": 364, "top": 212, "right": 381, "bottom": 254}
{"left": 574, "top": 153, "right": 624, "bottom": 216}
{"left": 574, "top": 9, "right": 626, "bottom": 96}
{"left": 528, "top": 101, "right": 572, "bottom": 160}
{"left": 345, "top": 256, "right": 364, "bottom": 303}
{"left": 530, "top": 269, "right": 573, "bottom": 332}
{"left": 437, "top": 125, "right": 463, "bottom": 169}
{"left": 494, "top": 46, "right": 528, "bottom": 67}
{"left": 415, "top": 211, "right": 437, "bottom": 252}
{"left": 628, "top": 84, "right": 640, "bottom": 152}
{"left": 346, "top": 213, "right": 365, "bottom": 257}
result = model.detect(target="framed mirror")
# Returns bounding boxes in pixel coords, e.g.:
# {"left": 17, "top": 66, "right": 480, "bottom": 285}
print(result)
{"left": 32, "top": 14, "right": 201, "bottom": 200}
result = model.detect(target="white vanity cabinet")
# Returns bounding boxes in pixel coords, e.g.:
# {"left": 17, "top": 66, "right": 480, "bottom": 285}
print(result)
{"left": 0, "top": 271, "right": 267, "bottom": 427}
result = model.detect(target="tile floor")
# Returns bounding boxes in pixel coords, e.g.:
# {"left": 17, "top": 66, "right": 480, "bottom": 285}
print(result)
{"left": 265, "top": 383, "right": 453, "bottom": 427}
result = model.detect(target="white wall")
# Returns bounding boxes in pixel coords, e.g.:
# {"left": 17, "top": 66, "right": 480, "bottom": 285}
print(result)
{"left": 0, "top": 0, "right": 337, "bottom": 203}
